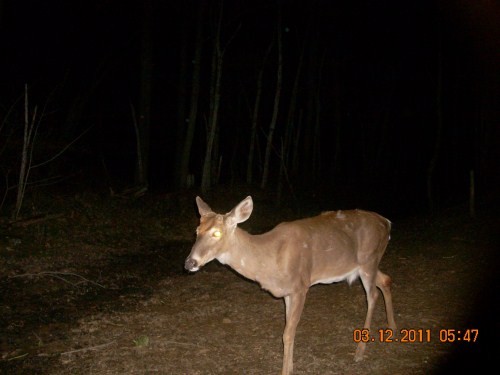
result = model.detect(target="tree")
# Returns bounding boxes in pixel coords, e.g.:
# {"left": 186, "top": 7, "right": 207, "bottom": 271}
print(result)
{"left": 261, "top": 9, "right": 283, "bottom": 189}
{"left": 200, "top": 0, "right": 239, "bottom": 193}
{"left": 246, "top": 40, "right": 273, "bottom": 185}
{"left": 277, "top": 31, "right": 305, "bottom": 201}
{"left": 176, "top": 2, "right": 204, "bottom": 190}
{"left": 200, "top": 1, "right": 224, "bottom": 194}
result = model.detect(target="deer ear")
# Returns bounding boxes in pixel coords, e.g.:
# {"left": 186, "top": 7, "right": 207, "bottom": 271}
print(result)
{"left": 196, "top": 196, "right": 213, "bottom": 216}
{"left": 228, "top": 196, "right": 253, "bottom": 225}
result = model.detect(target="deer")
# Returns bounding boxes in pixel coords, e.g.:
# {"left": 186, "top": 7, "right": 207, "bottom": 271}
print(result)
{"left": 184, "top": 196, "right": 396, "bottom": 375}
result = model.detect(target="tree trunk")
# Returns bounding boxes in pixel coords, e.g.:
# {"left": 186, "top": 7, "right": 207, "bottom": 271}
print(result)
{"left": 246, "top": 40, "right": 273, "bottom": 184}
{"left": 178, "top": 2, "right": 204, "bottom": 189}
{"left": 201, "top": 1, "right": 223, "bottom": 194}
{"left": 261, "top": 10, "right": 282, "bottom": 189}
{"left": 13, "top": 85, "right": 32, "bottom": 220}
{"left": 277, "top": 37, "right": 304, "bottom": 200}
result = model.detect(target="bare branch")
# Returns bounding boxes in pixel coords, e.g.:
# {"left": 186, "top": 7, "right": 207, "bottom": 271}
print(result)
{"left": 10, "top": 271, "right": 105, "bottom": 288}
{"left": 31, "top": 126, "right": 92, "bottom": 169}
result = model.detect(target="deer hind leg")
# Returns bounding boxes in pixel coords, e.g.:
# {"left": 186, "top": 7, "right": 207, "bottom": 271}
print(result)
{"left": 355, "top": 268, "right": 380, "bottom": 362}
{"left": 282, "top": 292, "right": 307, "bottom": 375}
{"left": 376, "top": 270, "right": 397, "bottom": 330}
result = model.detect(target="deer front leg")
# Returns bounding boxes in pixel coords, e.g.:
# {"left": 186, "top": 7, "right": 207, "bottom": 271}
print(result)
{"left": 282, "top": 292, "right": 307, "bottom": 375}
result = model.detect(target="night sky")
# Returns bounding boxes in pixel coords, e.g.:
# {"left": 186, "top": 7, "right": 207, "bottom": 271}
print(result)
{"left": 0, "top": 0, "right": 498, "bottom": 216}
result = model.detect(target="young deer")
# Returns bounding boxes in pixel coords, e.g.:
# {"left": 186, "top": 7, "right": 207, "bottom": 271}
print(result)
{"left": 185, "top": 196, "right": 396, "bottom": 375}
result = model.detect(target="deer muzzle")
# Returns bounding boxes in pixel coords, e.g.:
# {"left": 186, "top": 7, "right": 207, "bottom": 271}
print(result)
{"left": 184, "top": 257, "right": 199, "bottom": 272}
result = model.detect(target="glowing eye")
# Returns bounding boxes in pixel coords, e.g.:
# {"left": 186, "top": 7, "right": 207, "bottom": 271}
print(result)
{"left": 212, "top": 230, "right": 222, "bottom": 238}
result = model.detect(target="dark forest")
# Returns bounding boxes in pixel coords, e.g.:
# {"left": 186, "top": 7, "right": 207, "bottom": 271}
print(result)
{"left": 0, "top": 0, "right": 497, "bottom": 217}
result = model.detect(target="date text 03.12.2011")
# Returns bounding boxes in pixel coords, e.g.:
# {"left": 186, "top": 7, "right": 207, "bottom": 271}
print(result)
{"left": 353, "top": 329, "right": 479, "bottom": 343}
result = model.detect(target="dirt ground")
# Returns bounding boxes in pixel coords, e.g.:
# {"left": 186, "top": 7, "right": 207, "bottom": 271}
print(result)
{"left": 0, "top": 189, "right": 498, "bottom": 374}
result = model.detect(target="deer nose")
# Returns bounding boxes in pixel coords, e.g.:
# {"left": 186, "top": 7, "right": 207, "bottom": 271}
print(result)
{"left": 185, "top": 257, "right": 198, "bottom": 271}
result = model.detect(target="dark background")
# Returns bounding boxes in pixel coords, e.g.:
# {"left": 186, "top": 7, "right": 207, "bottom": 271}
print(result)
{"left": 0, "top": 0, "right": 498, "bottom": 217}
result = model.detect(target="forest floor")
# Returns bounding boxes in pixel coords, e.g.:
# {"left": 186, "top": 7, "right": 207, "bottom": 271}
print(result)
{"left": 0, "top": 187, "right": 498, "bottom": 374}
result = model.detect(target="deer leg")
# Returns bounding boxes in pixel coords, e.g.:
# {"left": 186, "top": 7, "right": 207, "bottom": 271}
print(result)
{"left": 355, "top": 269, "right": 379, "bottom": 362}
{"left": 376, "top": 270, "right": 397, "bottom": 330}
{"left": 282, "top": 292, "right": 307, "bottom": 375}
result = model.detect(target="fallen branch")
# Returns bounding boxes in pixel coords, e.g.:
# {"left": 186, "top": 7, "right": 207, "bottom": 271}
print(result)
{"left": 164, "top": 340, "right": 201, "bottom": 348}
{"left": 111, "top": 185, "right": 148, "bottom": 199}
{"left": 9, "top": 271, "right": 105, "bottom": 288}
{"left": 6, "top": 352, "right": 29, "bottom": 361}
{"left": 59, "top": 340, "right": 116, "bottom": 356}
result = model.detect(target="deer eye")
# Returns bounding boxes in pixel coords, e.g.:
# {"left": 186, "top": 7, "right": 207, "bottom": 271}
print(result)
{"left": 212, "top": 229, "right": 222, "bottom": 238}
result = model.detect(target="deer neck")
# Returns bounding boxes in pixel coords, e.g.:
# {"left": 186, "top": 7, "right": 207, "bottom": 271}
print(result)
{"left": 217, "top": 228, "right": 276, "bottom": 284}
